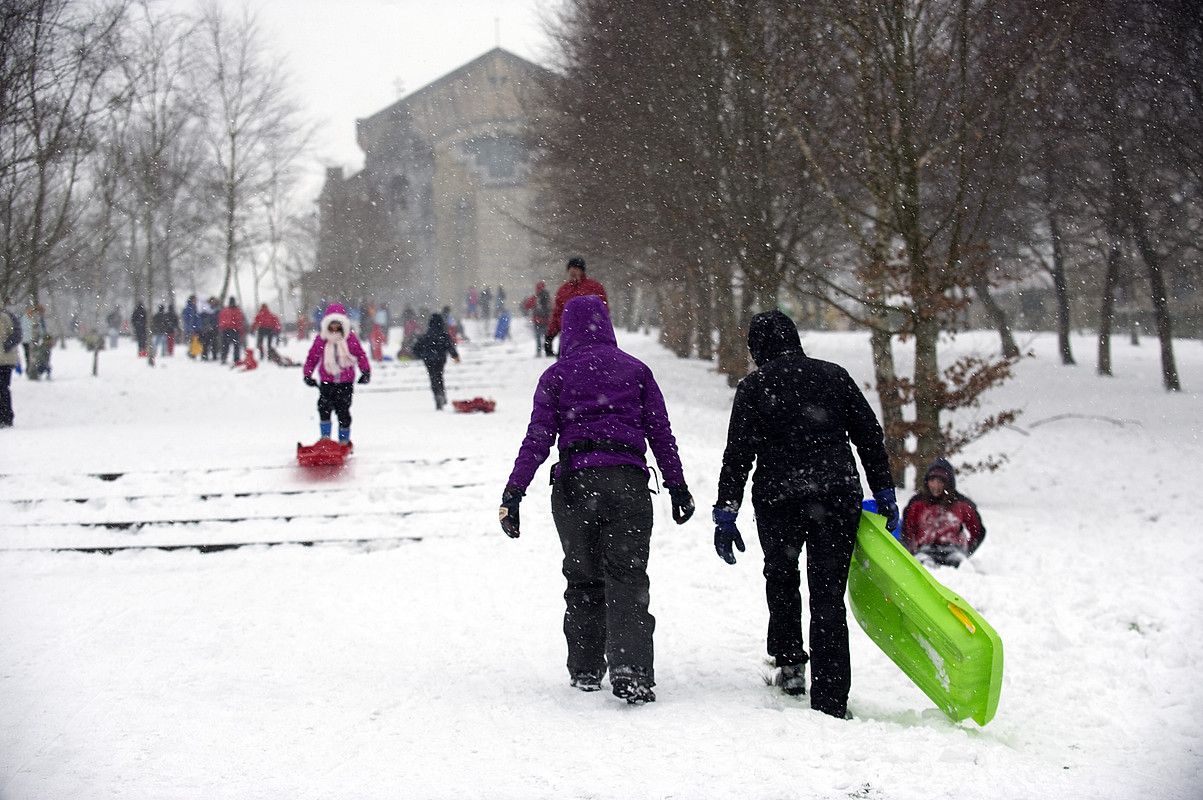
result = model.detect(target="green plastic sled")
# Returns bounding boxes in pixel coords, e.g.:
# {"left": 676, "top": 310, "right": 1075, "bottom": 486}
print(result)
{"left": 847, "top": 511, "right": 1003, "bottom": 725}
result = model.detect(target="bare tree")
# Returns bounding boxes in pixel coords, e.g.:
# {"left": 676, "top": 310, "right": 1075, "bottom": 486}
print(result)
{"left": 197, "top": 1, "right": 301, "bottom": 304}
{"left": 0, "top": 0, "right": 128, "bottom": 306}
{"left": 110, "top": 1, "right": 208, "bottom": 365}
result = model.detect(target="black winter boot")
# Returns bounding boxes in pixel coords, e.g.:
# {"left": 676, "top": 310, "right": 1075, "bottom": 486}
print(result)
{"left": 774, "top": 663, "right": 806, "bottom": 696}
{"left": 610, "top": 666, "right": 655, "bottom": 704}
{"left": 570, "top": 670, "right": 605, "bottom": 692}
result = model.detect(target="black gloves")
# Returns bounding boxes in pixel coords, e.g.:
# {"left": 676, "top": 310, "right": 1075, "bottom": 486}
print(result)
{"left": 667, "top": 484, "right": 695, "bottom": 524}
{"left": 499, "top": 486, "right": 524, "bottom": 538}
{"left": 713, "top": 507, "right": 746, "bottom": 565}
{"left": 873, "top": 488, "right": 900, "bottom": 532}
{"left": 303, "top": 375, "right": 317, "bottom": 387}
{"left": 543, "top": 334, "right": 555, "bottom": 357}
{"left": 357, "top": 371, "right": 371, "bottom": 385}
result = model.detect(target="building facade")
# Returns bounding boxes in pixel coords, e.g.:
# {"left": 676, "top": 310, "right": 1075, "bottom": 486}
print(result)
{"left": 312, "top": 48, "right": 552, "bottom": 313}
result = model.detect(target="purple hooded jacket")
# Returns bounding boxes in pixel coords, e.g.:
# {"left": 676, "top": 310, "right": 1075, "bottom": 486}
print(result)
{"left": 303, "top": 303, "right": 370, "bottom": 383}
{"left": 506, "top": 295, "right": 686, "bottom": 491}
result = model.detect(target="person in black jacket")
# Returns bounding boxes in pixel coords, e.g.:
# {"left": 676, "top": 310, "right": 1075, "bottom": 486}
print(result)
{"left": 412, "top": 313, "right": 460, "bottom": 409}
{"left": 713, "top": 310, "right": 896, "bottom": 719}
{"left": 131, "top": 302, "right": 148, "bottom": 356}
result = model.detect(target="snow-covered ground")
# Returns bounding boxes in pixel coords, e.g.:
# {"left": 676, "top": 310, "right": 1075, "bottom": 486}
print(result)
{"left": 1, "top": 322, "right": 1200, "bottom": 799}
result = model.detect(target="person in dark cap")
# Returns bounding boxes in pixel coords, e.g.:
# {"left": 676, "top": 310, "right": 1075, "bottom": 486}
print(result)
{"left": 712, "top": 309, "right": 896, "bottom": 719}
{"left": 901, "top": 458, "right": 986, "bottom": 567}
{"left": 544, "top": 257, "right": 608, "bottom": 357}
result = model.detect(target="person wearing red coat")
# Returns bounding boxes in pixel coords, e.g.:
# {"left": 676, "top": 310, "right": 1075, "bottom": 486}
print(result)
{"left": 253, "top": 303, "right": 282, "bottom": 358}
{"left": 545, "top": 257, "right": 607, "bottom": 356}
{"left": 217, "top": 297, "right": 247, "bottom": 365}
{"left": 901, "top": 458, "right": 986, "bottom": 567}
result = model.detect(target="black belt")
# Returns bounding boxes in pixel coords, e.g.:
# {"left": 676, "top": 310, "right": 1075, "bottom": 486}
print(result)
{"left": 552, "top": 438, "right": 645, "bottom": 485}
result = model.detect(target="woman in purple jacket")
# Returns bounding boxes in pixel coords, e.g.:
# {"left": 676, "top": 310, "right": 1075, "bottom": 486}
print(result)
{"left": 302, "top": 303, "right": 371, "bottom": 444}
{"left": 499, "top": 295, "right": 694, "bottom": 705}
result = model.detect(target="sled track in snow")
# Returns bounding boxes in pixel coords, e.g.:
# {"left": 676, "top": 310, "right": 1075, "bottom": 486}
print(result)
{"left": 3, "top": 508, "right": 459, "bottom": 531}
{"left": 0, "top": 455, "right": 471, "bottom": 483}
{"left": 3, "top": 535, "right": 425, "bottom": 555}
{"left": 2, "top": 481, "right": 485, "bottom": 506}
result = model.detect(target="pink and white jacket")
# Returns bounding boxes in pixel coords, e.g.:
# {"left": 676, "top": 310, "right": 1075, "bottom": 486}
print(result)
{"left": 303, "top": 303, "right": 370, "bottom": 383}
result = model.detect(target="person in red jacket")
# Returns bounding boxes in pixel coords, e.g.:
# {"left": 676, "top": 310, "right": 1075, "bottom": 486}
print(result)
{"left": 545, "top": 257, "right": 607, "bottom": 356}
{"left": 901, "top": 458, "right": 986, "bottom": 567}
{"left": 217, "top": 297, "right": 247, "bottom": 365}
{"left": 253, "top": 303, "right": 282, "bottom": 359}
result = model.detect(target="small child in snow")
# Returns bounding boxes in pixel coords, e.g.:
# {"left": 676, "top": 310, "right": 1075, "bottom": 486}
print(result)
{"left": 302, "top": 303, "right": 371, "bottom": 444}
{"left": 901, "top": 458, "right": 986, "bottom": 567}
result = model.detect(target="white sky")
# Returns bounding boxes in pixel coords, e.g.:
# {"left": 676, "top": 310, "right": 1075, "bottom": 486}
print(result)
{"left": 168, "top": 0, "right": 561, "bottom": 199}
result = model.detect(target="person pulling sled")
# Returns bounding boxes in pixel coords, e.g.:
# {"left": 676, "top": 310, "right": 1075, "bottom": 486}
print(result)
{"left": 500, "top": 295, "right": 695, "bottom": 705}
{"left": 302, "top": 303, "right": 370, "bottom": 445}
{"left": 712, "top": 310, "right": 896, "bottom": 719}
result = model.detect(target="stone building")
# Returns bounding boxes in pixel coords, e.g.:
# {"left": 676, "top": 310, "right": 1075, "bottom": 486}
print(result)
{"left": 311, "top": 48, "right": 553, "bottom": 313}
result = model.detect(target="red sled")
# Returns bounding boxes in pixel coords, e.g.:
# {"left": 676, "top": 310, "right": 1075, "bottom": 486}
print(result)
{"left": 452, "top": 397, "right": 496, "bottom": 414}
{"left": 296, "top": 438, "right": 353, "bottom": 467}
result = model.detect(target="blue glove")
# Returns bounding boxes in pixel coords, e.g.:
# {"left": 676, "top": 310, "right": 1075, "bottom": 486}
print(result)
{"left": 713, "top": 507, "right": 745, "bottom": 565}
{"left": 873, "top": 488, "right": 900, "bottom": 533}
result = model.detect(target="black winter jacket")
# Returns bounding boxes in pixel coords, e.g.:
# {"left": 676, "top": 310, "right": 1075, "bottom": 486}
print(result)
{"left": 716, "top": 311, "right": 893, "bottom": 510}
{"left": 413, "top": 314, "right": 459, "bottom": 367}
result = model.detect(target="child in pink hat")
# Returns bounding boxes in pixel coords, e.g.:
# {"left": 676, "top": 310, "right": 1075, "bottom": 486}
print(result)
{"left": 302, "top": 303, "right": 371, "bottom": 444}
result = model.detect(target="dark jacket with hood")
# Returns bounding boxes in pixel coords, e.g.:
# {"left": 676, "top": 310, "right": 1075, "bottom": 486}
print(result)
{"left": 716, "top": 310, "right": 893, "bottom": 510}
{"left": 901, "top": 458, "right": 986, "bottom": 555}
{"left": 507, "top": 294, "right": 685, "bottom": 491}
{"left": 151, "top": 307, "right": 170, "bottom": 335}
{"left": 413, "top": 314, "right": 458, "bottom": 367}
{"left": 131, "top": 304, "right": 147, "bottom": 335}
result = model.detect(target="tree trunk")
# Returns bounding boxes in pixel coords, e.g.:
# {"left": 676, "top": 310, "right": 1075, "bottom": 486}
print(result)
{"left": 657, "top": 277, "right": 691, "bottom": 358}
{"left": 1128, "top": 215, "right": 1181, "bottom": 391}
{"left": 1096, "top": 234, "right": 1122, "bottom": 377}
{"left": 912, "top": 314, "right": 944, "bottom": 482}
{"left": 1111, "top": 143, "right": 1181, "bottom": 391}
{"left": 971, "top": 270, "right": 1020, "bottom": 359}
{"left": 220, "top": 136, "right": 237, "bottom": 301}
{"left": 1047, "top": 208, "right": 1075, "bottom": 365}
{"left": 869, "top": 316, "right": 906, "bottom": 486}
{"left": 694, "top": 264, "right": 714, "bottom": 361}
{"left": 144, "top": 209, "right": 156, "bottom": 368}
{"left": 714, "top": 267, "right": 746, "bottom": 386}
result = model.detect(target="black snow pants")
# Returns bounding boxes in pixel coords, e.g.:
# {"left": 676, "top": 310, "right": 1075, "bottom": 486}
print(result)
{"left": 755, "top": 490, "right": 861, "bottom": 717}
{"left": 0, "top": 365, "right": 12, "bottom": 426}
{"left": 220, "top": 329, "right": 241, "bottom": 363}
{"left": 317, "top": 382, "right": 354, "bottom": 429}
{"left": 424, "top": 361, "right": 446, "bottom": 408}
{"left": 551, "top": 466, "right": 655, "bottom": 682}
{"left": 533, "top": 322, "right": 547, "bottom": 357}
{"left": 202, "top": 329, "right": 217, "bottom": 360}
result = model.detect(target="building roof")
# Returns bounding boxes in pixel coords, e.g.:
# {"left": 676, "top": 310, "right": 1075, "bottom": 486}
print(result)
{"left": 358, "top": 47, "right": 549, "bottom": 130}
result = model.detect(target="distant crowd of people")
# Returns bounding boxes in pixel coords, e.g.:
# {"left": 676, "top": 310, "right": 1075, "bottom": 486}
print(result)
{"left": 462, "top": 257, "right": 608, "bottom": 359}
{"left": 104, "top": 296, "right": 288, "bottom": 366}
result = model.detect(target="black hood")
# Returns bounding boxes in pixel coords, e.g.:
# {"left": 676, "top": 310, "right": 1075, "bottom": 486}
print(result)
{"left": 427, "top": 314, "right": 444, "bottom": 332}
{"left": 747, "top": 310, "right": 804, "bottom": 367}
{"left": 924, "top": 457, "right": 957, "bottom": 493}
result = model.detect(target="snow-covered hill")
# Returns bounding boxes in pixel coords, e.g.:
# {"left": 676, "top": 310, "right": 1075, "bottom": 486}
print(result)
{"left": 1, "top": 323, "right": 1199, "bottom": 799}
